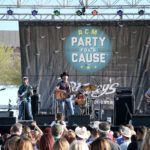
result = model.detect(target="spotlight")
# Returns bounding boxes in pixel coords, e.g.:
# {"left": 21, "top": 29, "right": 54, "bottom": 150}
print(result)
{"left": 54, "top": 10, "right": 60, "bottom": 16}
{"left": 117, "top": 10, "right": 123, "bottom": 16}
{"left": 76, "top": 10, "right": 82, "bottom": 16}
{"left": 7, "top": 9, "right": 13, "bottom": 15}
{"left": 138, "top": 10, "right": 144, "bottom": 15}
{"left": 32, "top": 10, "right": 38, "bottom": 16}
{"left": 92, "top": 10, "right": 98, "bottom": 15}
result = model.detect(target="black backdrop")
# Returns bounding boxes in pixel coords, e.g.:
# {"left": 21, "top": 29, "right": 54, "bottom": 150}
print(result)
{"left": 19, "top": 21, "right": 150, "bottom": 112}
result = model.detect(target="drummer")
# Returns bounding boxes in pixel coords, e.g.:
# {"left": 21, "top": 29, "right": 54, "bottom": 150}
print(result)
{"left": 75, "top": 86, "right": 86, "bottom": 105}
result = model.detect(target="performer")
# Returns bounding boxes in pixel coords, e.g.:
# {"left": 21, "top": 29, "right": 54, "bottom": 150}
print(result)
{"left": 145, "top": 88, "right": 150, "bottom": 105}
{"left": 55, "top": 72, "right": 74, "bottom": 118}
{"left": 18, "top": 76, "right": 33, "bottom": 120}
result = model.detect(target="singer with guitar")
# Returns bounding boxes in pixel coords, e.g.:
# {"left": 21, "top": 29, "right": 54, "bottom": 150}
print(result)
{"left": 18, "top": 76, "right": 33, "bottom": 120}
{"left": 55, "top": 72, "right": 74, "bottom": 118}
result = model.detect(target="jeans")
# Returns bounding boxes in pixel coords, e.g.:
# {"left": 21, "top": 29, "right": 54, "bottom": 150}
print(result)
{"left": 18, "top": 101, "right": 33, "bottom": 120}
{"left": 59, "top": 99, "right": 74, "bottom": 118}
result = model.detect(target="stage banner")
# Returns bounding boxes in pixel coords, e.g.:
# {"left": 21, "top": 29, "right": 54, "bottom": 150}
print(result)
{"left": 19, "top": 21, "right": 150, "bottom": 113}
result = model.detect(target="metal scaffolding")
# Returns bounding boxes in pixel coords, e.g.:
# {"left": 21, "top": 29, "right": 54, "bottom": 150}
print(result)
{"left": 0, "top": 0, "right": 150, "bottom": 20}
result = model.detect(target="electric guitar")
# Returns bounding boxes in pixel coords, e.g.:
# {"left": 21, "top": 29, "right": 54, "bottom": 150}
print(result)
{"left": 16, "top": 91, "right": 28, "bottom": 105}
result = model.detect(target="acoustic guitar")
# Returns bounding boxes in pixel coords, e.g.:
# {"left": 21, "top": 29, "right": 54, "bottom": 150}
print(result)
{"left": 55, "top": 91, "right": 69, "bottom": 100}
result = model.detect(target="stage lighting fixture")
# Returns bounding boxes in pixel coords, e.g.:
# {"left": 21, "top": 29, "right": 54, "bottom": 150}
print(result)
{"left": 138, "top": 10, "right": 144, "bottom": 15}
{"left": 7, "top": 9, "right": 13, "bottom": 15}
{"left": 82, "top": 7, "right": 86, "bottom": 15}
{"left": 32, "top": 10, "right": 38, "bottom": 16}
{"left": 54, "top": 10, "right": 60, "bottom": 16}
{"left": 92, "top": 10, "right": 98, "bottom": 15}
{"left": 117, "top": 10, "right": 123, "bottom": 16}
{"left": 76, "top": 10, "right": 82, "bottom": 16}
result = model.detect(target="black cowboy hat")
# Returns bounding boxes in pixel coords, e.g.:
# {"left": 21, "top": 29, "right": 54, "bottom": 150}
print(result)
{"left": 60, "top": 72, "right": 69, "bottom": 78}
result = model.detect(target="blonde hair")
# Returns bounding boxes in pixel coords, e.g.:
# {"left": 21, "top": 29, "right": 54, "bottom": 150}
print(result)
{"left": 69, "top": 140, "right": 89, "bottom": 150}
{"left": 4, "top": 136, "right": 20, "bottom": 150}
{"left": 16, "top": 137, "right": 33, "bottom": 150}
{"left": 53, "top": 138, "right": 69, "bottom": 150}
{"left": 141, "top": 129, "right": 150, "bottom": 150}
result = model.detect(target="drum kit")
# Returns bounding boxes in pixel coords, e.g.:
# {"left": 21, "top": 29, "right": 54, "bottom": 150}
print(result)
{"left": 74, "top": 84, "right": 97, "bottom": 117}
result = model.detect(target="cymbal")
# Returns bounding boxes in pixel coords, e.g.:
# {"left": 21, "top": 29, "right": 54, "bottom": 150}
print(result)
{"left": 82, "top": 85, "right": 97, "bottom": 91}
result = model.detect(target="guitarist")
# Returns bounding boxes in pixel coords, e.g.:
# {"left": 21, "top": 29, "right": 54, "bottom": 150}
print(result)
{"left": 18, "top": 76, "right": 33, "bottom": 120}
{"left": 55, "top": 72, "right": 74, "bottom": 118}
{"left": 145, "top": 88, "right": 150, "bottom": 105}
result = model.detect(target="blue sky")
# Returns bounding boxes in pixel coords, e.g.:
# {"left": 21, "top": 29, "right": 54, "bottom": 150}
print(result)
{"left": 0, "top": 21, "right": 19, "bottom": 31}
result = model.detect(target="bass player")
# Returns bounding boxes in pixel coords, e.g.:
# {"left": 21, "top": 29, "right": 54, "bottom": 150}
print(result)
{"left": 18, "top": 76, "right": 33, "bottom": 120}
{"left": 55, "top": 72, "right": 74, "bottom": 118}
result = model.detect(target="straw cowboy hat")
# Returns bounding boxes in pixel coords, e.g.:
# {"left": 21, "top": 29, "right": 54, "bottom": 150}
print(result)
{"left": 121, "top": 127, "right": 131, "bottom": 138}
{"left": 75, "top": 126, "right": 89, "bottom": 139}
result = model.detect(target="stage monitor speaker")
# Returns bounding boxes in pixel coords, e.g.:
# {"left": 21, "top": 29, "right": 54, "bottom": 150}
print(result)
{"left": 0, "top": 117, "right": 17, "bottom": 125}
{"left": 132, "top": 114, "right": 150, "bottom": 127}
{"left": 114, "top": 95, "right": 134, "bottom": 126}
{"left": 34, "top": 114, "right": 55, "bottom": 125}
{"left": 68, "top": 115, "right": 90, "bottom": 126}
{"left": 0, "top": 111, "right": 13, "bottom": 117}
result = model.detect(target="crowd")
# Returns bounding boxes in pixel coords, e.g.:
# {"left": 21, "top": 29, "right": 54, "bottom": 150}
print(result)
{"left": 0, "top": 112, "right": 149, "bottom": 150}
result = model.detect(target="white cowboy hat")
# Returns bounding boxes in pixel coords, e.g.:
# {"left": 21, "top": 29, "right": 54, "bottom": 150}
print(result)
{"left": 92, "top": 121, "right": 100, "bottom": 129}
{"left": 121, "top": 127, "right": 131, "bottom": 138}
{"left": 75, "top": 126, "right": 89, "bottom": 139}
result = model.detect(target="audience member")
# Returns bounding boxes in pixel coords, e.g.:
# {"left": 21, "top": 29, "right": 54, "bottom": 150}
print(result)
{"left": 53, "top": 137, "right": 70, "bottom": 150}
{"left": 113, "top": 131, "right": 120, "bottom": 143}
{"left": 141, "top": 129, "right": 150, "bottom": 150}
{"left": 99, "top": 122, "right": 121, "bottom": 150}
{"left": 52, "top": 124, "right": 63, "bottom": 141}
{"left": 16, "top": 137, "right": 33, "bottom": 150}
{"left": 116, "top": 125, "right": 125, "bottom": 145}
{"left": 126, "top": 124, "right": 136, "bottom": 136}
{"left": 86, "top": 128, "right": 99, "bottom": 144}
{"left": 128, "top": 126, "right": 147, "bottom": 150}
{"left": 9, "top": 123, "right": 23, "bottom": 138}
{"left": 40, "top": 127, "right": 55, "bottom": 150}
{"left": 75, "top": 126, "right": 89, "bottom": 142}
{"left": 90, "top": 137, "right": 111, "bottom": 150}
{"left": 50, "top": 112, "right": 66, "bottom": 128}
{"left": 70, "top": 140, "right": 89, "bottom": 150}
{"left": 1, "top": 134, "right": 11, "bottom": 150}
{"left": 3, "top": 136, "right": 20, "bottom": 150}
{"left": 64, "top": 129, "right": 76, "bottom": 144}
{"left": 120, "top": 127, "right": 131, "bottom": 150}
{"left": 22, "top": 126, "right": 33, "bottom": 140}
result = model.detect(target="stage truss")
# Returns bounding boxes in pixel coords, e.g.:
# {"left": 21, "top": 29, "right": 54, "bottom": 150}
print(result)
{"left": 0, "top": 0, "right": 150, "bottom": 20}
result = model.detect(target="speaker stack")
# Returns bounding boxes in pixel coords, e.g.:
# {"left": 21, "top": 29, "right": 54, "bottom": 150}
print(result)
{"left": 0, "top": 111, "right": 16, "bottom": 125}
{"left": 114, "top": 87, "right": 134, "bottom": 126}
